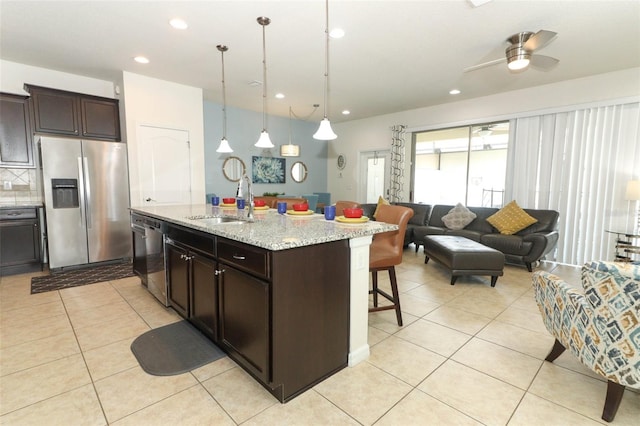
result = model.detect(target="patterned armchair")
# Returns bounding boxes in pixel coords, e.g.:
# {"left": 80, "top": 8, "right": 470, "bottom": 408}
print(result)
{"left": 532, "top": 261, "right": 640, "bottom": 422}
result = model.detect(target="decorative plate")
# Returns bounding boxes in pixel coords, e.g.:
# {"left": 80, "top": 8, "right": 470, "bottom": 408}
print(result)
{"left": 253, "top": 206, "right": 269, "bottom": 210}
{"left": 219, "top": 203, "right": 237, "bottom": 207}
{"left": 336, "top": 215, "right": 369, "bottom": 223}
{"left": 337, "top": 154, "right": 346, "bottom": 170}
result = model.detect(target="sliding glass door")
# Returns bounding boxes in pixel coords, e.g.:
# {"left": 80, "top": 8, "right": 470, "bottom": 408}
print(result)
{"left": 412, "top": 122, "right": 509, "bottom": 207}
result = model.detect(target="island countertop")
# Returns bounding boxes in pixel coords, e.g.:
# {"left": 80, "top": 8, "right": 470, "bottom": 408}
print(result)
{"left": 130, "top": 204, "right": 397, "bottom": 251}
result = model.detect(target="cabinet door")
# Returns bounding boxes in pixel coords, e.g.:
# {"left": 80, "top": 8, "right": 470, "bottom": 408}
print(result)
{"left": 0, "top": 94, "right": 34, "bottom": 167}
{"left": 166, "top": 241, "right": 190, "bottom": 318}
{"left": 81, "top": 98, "right": 121, "bottom": 141}
{"left": 30, "top": 89, "right": 80, "bottom": 136}
{"left": 190, "top": 253, "right": 218, "bottom": 341}
{"left": 0, "top": 219, "right": 40, "bottom": 274}
{"left": 219, "top": 265, "right": 270, "bottom": 382}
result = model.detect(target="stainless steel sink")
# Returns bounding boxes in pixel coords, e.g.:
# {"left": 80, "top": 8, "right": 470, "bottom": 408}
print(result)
{"left": 186, "top": 215, "right": 245, "bottom": 225}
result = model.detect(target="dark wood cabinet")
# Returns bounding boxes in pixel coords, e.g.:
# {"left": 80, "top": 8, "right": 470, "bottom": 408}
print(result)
{"left": 0, "top": 208, "right": 42, "bottom": 276}
{"left": 153, "top": 216, "right": 351, "bottom": 403}
{"left": 165, "top": 239, "right": 190, "bottom": 318}
{"left": 25, "top": 84, "right": 121, "bottom": 141}
{"left": 0, "top": 93, "right": 34, "bottom": 168}
{"left": 219, "top": 259, "right": 270, "bottom": 382}
{"left": 190, "top": 253, "right": 218, "bottom": 341}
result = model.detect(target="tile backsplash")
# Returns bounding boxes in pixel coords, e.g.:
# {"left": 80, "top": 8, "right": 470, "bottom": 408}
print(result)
{"left": 0, "top": 168, "right": 42, "bottom": 205}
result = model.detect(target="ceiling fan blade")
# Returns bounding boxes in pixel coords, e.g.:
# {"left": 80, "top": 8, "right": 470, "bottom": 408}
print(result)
{"left": 523, "top": 30, "right": 557, "bottom": 51}
{"left": 530, "top": 54, "right": 560, "bottom": 70}
{"left": 463, "top": 57, "right": 505, "bottom": 73}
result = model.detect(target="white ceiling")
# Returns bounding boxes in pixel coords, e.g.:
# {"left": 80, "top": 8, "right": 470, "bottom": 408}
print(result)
{"left": 1, "top": 1, "right": 639, "bottom": 123}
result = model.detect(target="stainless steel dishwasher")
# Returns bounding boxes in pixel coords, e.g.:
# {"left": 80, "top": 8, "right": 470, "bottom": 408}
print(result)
{"left": 131, "top": 214, "right": 168, "bottom": 306}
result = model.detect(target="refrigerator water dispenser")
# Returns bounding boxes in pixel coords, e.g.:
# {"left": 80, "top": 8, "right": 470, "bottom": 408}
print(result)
{"left": 51, "top": 178, "right": 79, "bottom": 208}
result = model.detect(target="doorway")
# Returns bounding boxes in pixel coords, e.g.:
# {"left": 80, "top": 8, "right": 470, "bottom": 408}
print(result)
{"left": 136, "top": 125, "right": 192, "bottom": 205}
{"left": 359, "top": 150, "right": 390, "bottom": 203}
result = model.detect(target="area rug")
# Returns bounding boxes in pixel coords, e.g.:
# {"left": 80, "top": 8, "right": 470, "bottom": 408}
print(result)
{"left": 30, "top": 261, "right": 135, "bottom": 294}
{"left": 131, "top": 320, "right": 226, "bottom": 376}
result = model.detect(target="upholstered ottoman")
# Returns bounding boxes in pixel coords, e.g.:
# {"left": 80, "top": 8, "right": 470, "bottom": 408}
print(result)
{"left": 424, "top": 235, "right": 505, "bottom": 286}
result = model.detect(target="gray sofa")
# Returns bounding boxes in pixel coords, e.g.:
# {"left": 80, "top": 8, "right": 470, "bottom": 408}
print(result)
{"left": 362, "top": 203, "right": 559, "bottom": 271}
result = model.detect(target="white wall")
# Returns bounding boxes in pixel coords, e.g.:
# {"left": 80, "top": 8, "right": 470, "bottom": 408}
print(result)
{"left": 0, "top": 60, "right": 115, "bottom": 98}
{"left": 122, "top": 72, "right": 205, "bottom": 206}
{"left": 329, "top": 68, "right": 640, "bottom": 203}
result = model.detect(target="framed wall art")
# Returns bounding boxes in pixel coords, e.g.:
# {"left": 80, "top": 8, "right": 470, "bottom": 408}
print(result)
{"left": 252, "top": 156, "right": 286, "bottom": 184}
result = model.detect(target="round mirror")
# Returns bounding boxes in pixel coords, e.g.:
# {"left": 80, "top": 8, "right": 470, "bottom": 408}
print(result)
{"left": 222, "top": 156, "right": 246, "bottom": 182}
{"left": 291, "top": 161, "right": 308, "bottom": 183}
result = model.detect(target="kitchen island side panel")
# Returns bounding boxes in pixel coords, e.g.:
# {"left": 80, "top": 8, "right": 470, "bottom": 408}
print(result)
{"left": 271, "top": 239, "right": 350, "bottom": 401}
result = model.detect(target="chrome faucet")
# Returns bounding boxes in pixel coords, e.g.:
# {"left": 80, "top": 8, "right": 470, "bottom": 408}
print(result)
{"left": 237, "top": 172, "right": 254, "bottom": 220}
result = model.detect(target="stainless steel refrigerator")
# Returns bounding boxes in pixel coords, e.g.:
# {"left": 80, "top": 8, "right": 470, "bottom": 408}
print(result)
{"left": 40, "top": 137, "right": 131, "bottom": 269}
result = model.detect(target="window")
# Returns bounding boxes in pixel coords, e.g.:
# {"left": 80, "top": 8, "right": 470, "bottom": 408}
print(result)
{"left": 412, "top": 122, "right": 509, "bottom": 207}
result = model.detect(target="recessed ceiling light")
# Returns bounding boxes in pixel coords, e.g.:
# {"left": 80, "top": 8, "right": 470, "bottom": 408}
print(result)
{"left": 169, "top": 18, "right": 188, "bottom": 30}
{"left": 329, "top": 28, "right": 345, "bottom": 38}
{"left": 134, "top": 56, "right": 149, "bottom": 64}
{"left": 449, "top": 89, "right": 461, "bottom": 95}
{"left": 275, "top": 93, "right": 285, "bottom": 99}
{"left": 342, "top": 110, "right": 350, "bottom": 115}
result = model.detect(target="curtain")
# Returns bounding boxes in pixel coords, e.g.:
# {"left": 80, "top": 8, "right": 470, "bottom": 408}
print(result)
{"left": 505, "top": 103, "right": 640, "bottom": 265}
{"left": 390, "top": 125, "right": 406, "bottom": 202}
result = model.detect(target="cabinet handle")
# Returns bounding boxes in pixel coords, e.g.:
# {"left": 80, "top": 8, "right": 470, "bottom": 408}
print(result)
{"left": 214, "top": 269, "right": 226, "bottom": 275}
{"left": 232, "top": 254, "right": 246, "bottom": 260}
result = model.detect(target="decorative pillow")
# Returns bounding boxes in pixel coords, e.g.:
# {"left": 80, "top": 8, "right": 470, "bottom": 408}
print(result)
{"left": 487, "top": 200, "right": 538, "bottom": 235}
{"left": 442, "top": 203, "right": 477, "bottom": 230}
{"left": 373, "top": 196, "right": 390, "bottom": 219}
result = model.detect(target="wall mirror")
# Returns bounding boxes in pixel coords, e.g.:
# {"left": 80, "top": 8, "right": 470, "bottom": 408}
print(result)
{"left": 291, "top": 161, "right": 308, "bottom": 183}
{"left": 222, "top": 156, "right": 246, "bottom": 182}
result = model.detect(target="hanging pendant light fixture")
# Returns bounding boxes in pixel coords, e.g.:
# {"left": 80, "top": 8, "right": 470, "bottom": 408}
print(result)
{"left": 255, "top": 16, "right": 275, "bottom": 148}
{"left": 215, "top": 45, "right": 233, "bottom": 153}
{"left": 313, "top": 0, "right": 337, "bottom": 140}
{"left": 280, "top": 106, "right": 300, "bottom": 157}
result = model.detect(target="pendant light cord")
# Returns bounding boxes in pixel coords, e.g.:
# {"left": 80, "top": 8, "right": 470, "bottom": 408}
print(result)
{"left": 219, "top": 47, "right": 228, "bottom": 139}
{"left": 261, "top": 20, "right": 268, "bottom": 131}
{"left": 322, "top": 0, "right": 330, "bottom": 120}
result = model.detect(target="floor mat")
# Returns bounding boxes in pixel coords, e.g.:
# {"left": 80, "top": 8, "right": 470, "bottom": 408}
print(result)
{"left": 30, "top": 261, "right": 135, "bottom": 294}
{"left": 131, "top": 320, "right": 226, "bottom": 376}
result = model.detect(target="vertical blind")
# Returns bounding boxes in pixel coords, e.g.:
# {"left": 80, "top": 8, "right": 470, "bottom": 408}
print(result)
{"left": 505, "top": 102, "right": 640, "bottom": 265}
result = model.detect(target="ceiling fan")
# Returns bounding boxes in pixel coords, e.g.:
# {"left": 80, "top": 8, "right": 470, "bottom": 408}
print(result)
{"left": 472, "top": 123, "right": 509, "bottom": 137}
{"left": 464, "top": 30, "right": 559, "bottom": 73}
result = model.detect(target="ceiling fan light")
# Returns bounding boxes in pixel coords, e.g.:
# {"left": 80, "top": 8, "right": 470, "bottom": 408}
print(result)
{"left": 216, "top": 137, "right": 233, "bottom": 153}
{"left": 508, "top": 58, "right": 530, "bottom": 70}
{"left": 478, "top": 129, "right": 492, "bottom": 137}
{"left": 313, "top": 118, "right": 337, "bottom": 140}
{"left": 506, "top": 45, "right": 530, "bottom": 70}
{"left": 255, "top": 130, "right": 274, "bottom": 148}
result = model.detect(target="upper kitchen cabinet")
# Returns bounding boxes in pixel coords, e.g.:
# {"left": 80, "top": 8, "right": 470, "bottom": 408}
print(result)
{"left": 0, "top": 93, "right": 34, "bottom": 168}
{"left": 24, "top": 84, "right": 121, "bottom": 141}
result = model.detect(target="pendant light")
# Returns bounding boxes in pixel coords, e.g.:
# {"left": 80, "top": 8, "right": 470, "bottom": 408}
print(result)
{"left": 255, "top": 16, "right": 274, "bottom": 148}
{"left": 280, "top": 106, "right": 300, "bottom": 157}
{"left": 313, "top": 0, "right": 337, "bottom": 140}
{"left": 216, "top": 45, "right": 233, "bottom": 153}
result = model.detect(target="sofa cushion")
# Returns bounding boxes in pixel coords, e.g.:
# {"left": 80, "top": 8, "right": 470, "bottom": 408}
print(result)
{"left": 442, "top": 203, "right": 477, "bottom": 230}
{"left": 486, "top": 201, "right": 538, "bottom": 235}
{"left": 373, "top": 196, "right": 390, "bottom": 219}
{"left": 481, "top": 234, "right": 533, "bottom": 256}
{"left": 396, "top": 202, "right": 431, "bottom": 226}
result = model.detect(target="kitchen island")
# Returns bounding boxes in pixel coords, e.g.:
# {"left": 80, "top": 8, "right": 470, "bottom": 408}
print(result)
{"left": 130, "top": 204, "right": 396, "bottom": 402}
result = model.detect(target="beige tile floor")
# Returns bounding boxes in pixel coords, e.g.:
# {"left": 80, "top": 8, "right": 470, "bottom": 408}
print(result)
{"left": 1, "top": 249, "right": 639, "bottom": 425}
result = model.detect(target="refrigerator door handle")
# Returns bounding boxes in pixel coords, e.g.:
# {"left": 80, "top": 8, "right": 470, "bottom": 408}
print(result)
{"left": 83, "top": 156, "right": 92, "bottom": 229}
{"left": 77, "top": 157, "right": 85, "bottom": 225}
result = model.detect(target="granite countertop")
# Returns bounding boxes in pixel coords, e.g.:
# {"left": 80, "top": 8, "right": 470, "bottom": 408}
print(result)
{"left": 131, "top": 204, "right": 397, "bottom": 251}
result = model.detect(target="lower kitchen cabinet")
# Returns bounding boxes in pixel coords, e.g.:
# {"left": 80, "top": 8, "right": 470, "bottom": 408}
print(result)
{"left": 0, "top": 208, "right": 42, "bottom": 276}
{"left": 165, "top": 225, "right": 218, "bottom": 340}
{"left": 218, "top": 265, "right": 270, "bottom": 382}
{"left": 165, "top": 240, "right": 190, "bottom": 318}
{"left": 190, "top": 253, "right": 218, "bottom": 341}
